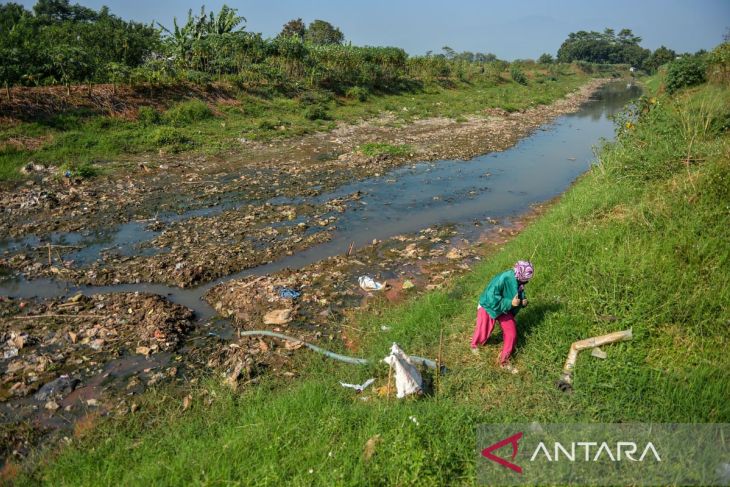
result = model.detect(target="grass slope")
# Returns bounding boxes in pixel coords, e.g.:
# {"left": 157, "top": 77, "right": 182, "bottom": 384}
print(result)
{"left": 20, "top": 81, "right": 730, "bottom": 485}
{"left": 0, "top": 71, "right": 589, "bottom": 181}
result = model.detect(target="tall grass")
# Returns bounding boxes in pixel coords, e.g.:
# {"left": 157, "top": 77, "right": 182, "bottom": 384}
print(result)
{"left": 19, "top": 81, "right": 729, "bottom": 486}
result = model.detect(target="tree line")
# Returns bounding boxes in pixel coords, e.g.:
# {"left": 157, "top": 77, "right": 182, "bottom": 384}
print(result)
{"left": 0, "top": 2, "right": 692, "bottom": 98}
{"left": 555, "top": 27, "right": 689, "bottom": 72}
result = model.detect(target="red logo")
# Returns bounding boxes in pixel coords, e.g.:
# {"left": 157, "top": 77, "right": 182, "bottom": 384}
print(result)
{"left": 481, "top": 432, "right": 524, "bottom": 474}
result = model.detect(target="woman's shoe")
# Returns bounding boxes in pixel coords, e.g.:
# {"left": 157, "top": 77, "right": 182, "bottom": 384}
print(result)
{"left": 500, "top": 362, "right": 519, "bottom": 374}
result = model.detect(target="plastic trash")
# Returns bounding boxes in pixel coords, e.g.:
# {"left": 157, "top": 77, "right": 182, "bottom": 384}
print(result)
{"left": 590, "top": 347, "right": 607, "bottom": 359}
{"left": 339, "top": 378, "right": 375, "bottom": 393}
{"left": 277, "top": 287, "right": 301, "bottom": 300}
{"left": 358, "top": 276, "right": 385, "bottom": 292}
{"left": 382, "top": 343, "right": 423, "bottom": 398}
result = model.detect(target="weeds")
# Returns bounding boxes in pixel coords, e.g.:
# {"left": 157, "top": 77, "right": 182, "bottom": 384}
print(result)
{"left": 358, "top": 143, "right": 412, "bottom": 158}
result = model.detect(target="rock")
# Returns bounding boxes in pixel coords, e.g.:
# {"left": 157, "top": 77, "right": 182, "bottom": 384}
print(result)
{"left": 263, "top": 308, "right": 293, "bottom": 325}
{"left": 446, "top": 248, "right": 465, "bottom": 260}
{"left": 34, "top": 375, "right": 79, "bottom": 401}
{"left": 45, "top": 400, "right": 60, "bottom": 411}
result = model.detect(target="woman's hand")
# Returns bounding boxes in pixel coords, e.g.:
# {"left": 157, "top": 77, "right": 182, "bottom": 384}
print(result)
{"left": 521, "top": 298, "right": 528, "bottom": 307}
{"left": 511, "top": 294, "right": 520, "bottom": 307}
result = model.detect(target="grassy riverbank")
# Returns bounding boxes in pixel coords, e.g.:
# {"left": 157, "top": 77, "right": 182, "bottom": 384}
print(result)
{"left": 0, "top": 66, "right": 594, "bottom": 182}
{"left": 15, "top": 75, "right": 730, "bottom": 485}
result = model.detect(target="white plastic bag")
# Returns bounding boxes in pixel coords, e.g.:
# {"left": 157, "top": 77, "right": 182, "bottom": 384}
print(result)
{"left": 383, "top": 343, "right": 423, "bottom": 398}
{"left": 358, "top": 275, "right": 385, "bottom": 292}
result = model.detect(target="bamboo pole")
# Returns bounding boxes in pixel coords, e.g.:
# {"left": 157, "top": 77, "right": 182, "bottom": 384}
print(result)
{"left": 557, "top": 329, "right": 632, "bottom": 392}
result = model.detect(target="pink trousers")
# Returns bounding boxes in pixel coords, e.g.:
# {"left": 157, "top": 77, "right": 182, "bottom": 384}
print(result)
{"left": 470, "top": 306, "right": 517, "bottom": 364}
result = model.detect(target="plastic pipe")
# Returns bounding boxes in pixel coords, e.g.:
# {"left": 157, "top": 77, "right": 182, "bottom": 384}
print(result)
{"left": 557, "top": 329, "right": 632, "bottom": 392}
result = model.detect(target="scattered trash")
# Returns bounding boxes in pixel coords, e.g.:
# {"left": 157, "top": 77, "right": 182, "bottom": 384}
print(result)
{"left": 557, "top": 329, "right": 633, "bottom": 393}
{"left": 402, "top": 280, "right": 415, "bottom": 290}
{"left": 383, "top": 343, "right": 423, "bottom": 398}
{"left": 408, "top": 415, "right": 420, "bottom": 426}
{"left": 590, "top": 347, "right": 607, "bottom": 359}
{"left": 358, "top": 275, "right": 385, "bottom": 292}
{"left": 340, "top": 378, "right": 375, "bottom": 393}
{"left": 277, "top": 287, "right": 301, "bottom": 300}
{"left": 446, "top": 248, "right": 465, "bottom": 260}
{"left": 363, "top": 434, "right": 381, "bottom": 461}
{"left": 380, "top": 325, "right": 391, "bottom": 332}
{"left": 263, "top": 308, "right": 293, "bottom": 325}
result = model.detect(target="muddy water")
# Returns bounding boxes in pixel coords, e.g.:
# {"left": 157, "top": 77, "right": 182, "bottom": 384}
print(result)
{"left": 0, "top": 82, "right": 641, "bottom": 319}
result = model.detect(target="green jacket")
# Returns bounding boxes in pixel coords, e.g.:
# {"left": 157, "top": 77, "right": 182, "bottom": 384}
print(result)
{"left": 478, "top": 269, "right": 525, "bottom": 319}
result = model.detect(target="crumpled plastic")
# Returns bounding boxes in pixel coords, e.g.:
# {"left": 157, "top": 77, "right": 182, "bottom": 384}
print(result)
{"left": 358, "top": 275, "right": 385, "bottom": 292}
{"left": 382, "top": 343, "right": 423, "bottom": 398}
{"left": 277, "top": 287, "right": 301, "bottom": 300}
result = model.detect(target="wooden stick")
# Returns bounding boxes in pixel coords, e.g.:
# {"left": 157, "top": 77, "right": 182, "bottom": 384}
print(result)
{"left": 346, "top": 241, "right": 354, "bottom": 257}
{"left": 386, "top": 362, "right": 393, "bottom": 401}
{"left": 34, "top": 244, "right": 82, "bottom": 250}
{"left": 436, "top": 327, "right": 444, "bottom": 398}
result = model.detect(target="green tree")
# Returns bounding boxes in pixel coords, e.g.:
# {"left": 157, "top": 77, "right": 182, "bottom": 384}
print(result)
{"left": 305, "top": 19, "right": 343, "bottom": 45}
{"left": 538, "top": 53, "right": 554, "bottom": 64}
{"left": 279, "top": 18, "right": 305, "bottom": 40}
{"left": 644, "top": 45, "right": 676, "bottom": 72}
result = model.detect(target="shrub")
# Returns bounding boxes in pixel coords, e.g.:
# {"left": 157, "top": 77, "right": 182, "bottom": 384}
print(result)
{"left": 150, "top": 127, "right": 193, "bottom": 151}
{"left": 163, "top": 100, "right": 214, "bottom": 127}
{"left": 137, "top": 106, "right": 161, "bottom": 126}
{"left": 665, "top": 56, "right": 706, "bottom": 94}
{"left": 298, "top": 90, "right": 333, "bottom": 106}
{"left": 76, "top": 162, "right": 98, "bottom": 178}
{"left": 358, "top": 142, "right": 411, "bottom": 158}
{"left": 302, "top": 104, "right": 330, "bottom": 120}
{"left": 510, "top": 65, "right": 528, "bottom": 85}
{"left": 345, "top": 86, "right": 369, "bottom": 102}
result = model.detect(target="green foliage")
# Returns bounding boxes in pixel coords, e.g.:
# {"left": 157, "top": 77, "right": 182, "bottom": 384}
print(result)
{"left": 305, "top": 19, "right": 344, "bottom": 45}
{"left": 358, "top": 142, "right": 412, "bottom": 157}
{"left": 278, "top": 18, "right": 305, "bottom": 40}
{"left": 149, "top": 126, "right": 193, "bottom": 151}
{"left": 0, "top": 0, "right": 160, "bottom": 89}
{"left": 510, "top": 65, "right": 528, "bottom": 85}
{"left": 345, "top": 86, "right": 369, "bottom": 101}
{"left": 707, "top": 42, "right": 730, "bottom": 84}
{"left": 557, "top": 28, "right": 651, "bottom": 67}
{"left": 643, "top": 45, "right": 676, "bottom": 73}
{"left": 538, "top": 53, "right": 554, "bottom": 64}
{"left": 137, "top": 106, "right": 161, "bottom": 126}
{"left": 163, "top": 100, "right": 214, "bottom": 126}
{"left": 302, "top": 104, "right": 330, "bottom": 120}
{"left": 665, "top": 55, "right": 707, "bottom": 94}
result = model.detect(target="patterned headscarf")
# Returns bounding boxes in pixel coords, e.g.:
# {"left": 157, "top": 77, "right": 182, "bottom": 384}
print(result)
{"left": 513, "top": 260, "right": 534, "bottom": 283}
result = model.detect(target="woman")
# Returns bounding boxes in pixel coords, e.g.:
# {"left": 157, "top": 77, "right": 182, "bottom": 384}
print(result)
{"left": 470, "top": 260, "right": 534, "bottom": 374}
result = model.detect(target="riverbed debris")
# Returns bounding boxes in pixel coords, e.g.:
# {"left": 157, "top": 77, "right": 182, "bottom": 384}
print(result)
{"left": 358, "top": 276, "right": 386, "bottom": 292}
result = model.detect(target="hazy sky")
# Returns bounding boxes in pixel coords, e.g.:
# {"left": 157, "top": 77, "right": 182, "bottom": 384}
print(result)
{"left": 15, "top": 0, "right": 730, "bottom": 59}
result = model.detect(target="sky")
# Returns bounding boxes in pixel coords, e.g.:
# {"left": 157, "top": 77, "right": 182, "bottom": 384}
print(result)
{"left": 15, "top": 0, "right": 730, "bottom": 59}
